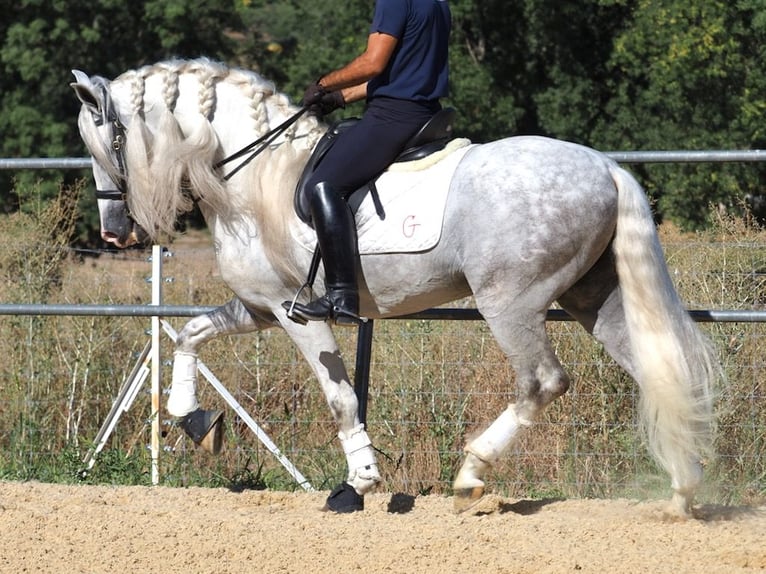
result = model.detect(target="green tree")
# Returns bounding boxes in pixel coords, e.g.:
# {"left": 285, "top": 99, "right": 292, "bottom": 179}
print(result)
{"left": 589, "top": 0, "right": 766, "bottom": 227}
{"left": 234, "top": 0, "right": 374, "bottom": 113}
{"left": 2, "top": 0, "right": 766, "bottom": 234}
{"left": 0, "top": 0, "right": 242, "bottom": 241}
{"left": 524, "top": 0, "right": 635, "bottom": 141}
{"left": 444, "top": 0, "right": 527, "bottom": 140}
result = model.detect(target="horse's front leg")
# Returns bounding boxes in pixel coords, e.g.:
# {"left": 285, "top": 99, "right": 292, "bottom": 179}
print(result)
{"left": 167, "top": 297, "right": 275, "bottom": 453}
{"left": 280, "top": 317, "right": 381, "bottom": 512}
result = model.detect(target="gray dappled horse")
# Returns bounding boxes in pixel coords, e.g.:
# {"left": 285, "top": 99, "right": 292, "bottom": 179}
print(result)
{"left": 72, "top": 58, "right": 718, "bottom": 516}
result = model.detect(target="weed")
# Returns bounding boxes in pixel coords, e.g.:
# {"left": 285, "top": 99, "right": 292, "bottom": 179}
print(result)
{"left": 0, "top": 183, "right": 764, "bottom": 505}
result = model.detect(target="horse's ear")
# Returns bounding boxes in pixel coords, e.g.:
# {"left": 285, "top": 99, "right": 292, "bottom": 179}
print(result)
{"left": 70, "top": 70, "right": 103, "bottom": 114}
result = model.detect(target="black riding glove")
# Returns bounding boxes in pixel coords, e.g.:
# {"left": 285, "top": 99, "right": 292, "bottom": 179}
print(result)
{"left": 302, "top": 81, "right": 326, "bottom": 106}
{"left": 302, "top": 80, "right": 345, "bottom": 116}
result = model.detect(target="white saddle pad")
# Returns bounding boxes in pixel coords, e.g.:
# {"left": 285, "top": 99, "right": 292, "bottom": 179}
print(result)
{"left": 293, "top": 139, "right": 473, "bottom": 255}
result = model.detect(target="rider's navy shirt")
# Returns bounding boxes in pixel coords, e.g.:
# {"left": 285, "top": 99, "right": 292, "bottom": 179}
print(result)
{"left": 367, "top": 0, "right": 451, "bottom": 102}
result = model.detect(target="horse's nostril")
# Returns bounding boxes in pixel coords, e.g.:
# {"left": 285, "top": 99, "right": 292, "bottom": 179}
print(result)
{"left": 101, "top": 230, "right": 121, "bottom": 245}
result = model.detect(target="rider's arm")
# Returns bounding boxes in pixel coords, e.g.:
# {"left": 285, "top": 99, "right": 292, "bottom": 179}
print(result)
{"left": 319, "top": 32, "right": 398, "bottom": 93}
{"left": 340, "top": 83, "right": 369, "bottom": 104}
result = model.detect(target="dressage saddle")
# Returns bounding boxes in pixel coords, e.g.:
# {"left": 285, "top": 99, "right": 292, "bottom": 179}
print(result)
{"left": 293, "top": 107, "right": 456, "bottom": 225}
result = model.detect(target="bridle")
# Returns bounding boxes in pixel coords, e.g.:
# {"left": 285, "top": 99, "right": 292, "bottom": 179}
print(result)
{"left": 86, "top": 77, "right": 308, "bottom": 233}
{"left": 92, "top": 81, "right": 129, "bottom": 202}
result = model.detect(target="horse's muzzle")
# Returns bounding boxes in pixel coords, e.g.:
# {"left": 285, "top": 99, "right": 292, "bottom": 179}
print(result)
{"left": 101, "top": 228, "right": 142, "bottom": 248}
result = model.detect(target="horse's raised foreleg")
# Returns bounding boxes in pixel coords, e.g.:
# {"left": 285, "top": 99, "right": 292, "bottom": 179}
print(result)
{"left": 166, "top": 297, "right": 275, "bottom": 453}
{"left": 453, "top": 315, "right": 570, "bottom": 512}
{"left": 279, "top": 317, "right": 381, "bottom": 512}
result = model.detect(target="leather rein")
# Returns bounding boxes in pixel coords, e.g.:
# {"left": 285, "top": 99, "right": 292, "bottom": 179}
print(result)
{"left": 214, "top": 106, "right": 309, "bottom": 181}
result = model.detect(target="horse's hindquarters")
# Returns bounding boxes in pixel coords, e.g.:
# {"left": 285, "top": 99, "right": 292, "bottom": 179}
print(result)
{"left": 445, "top": 138, "right": 619, "bottom": 317}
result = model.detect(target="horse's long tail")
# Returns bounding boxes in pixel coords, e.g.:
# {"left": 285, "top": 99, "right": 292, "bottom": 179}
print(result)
{"left": 610, "top": 164, "right": 718, "bottom": 502}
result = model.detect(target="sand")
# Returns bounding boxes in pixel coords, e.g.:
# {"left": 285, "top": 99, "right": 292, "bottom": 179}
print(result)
{"left": 1, "top": 481, "right": 764, "bottom": 573}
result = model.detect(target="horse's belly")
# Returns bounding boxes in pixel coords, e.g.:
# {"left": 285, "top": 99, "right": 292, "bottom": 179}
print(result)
{"left": 359, "top": 250, "right": 472, "bottom": 317}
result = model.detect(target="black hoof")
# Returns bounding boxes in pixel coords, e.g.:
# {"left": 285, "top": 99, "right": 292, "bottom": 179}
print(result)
{"left": 179, "top": 408, "right": 224, "bottom": 454}
{"left": 323, "top": 482, "right": 364, "bottom": 513}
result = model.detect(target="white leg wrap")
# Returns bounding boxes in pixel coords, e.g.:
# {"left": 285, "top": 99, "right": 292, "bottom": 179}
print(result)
{"left": 166, "top": 352, "right": 200, "bottom": 417}
{"left": 339, "top": 424, "right": 380, "bottom": 492}
{"left": 466, "top": 404, "right": 532, "bottom": 464}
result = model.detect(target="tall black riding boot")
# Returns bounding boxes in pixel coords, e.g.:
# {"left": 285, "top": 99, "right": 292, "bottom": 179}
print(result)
{"left": 284, "top": 182, "right": 360, "bottom": 325}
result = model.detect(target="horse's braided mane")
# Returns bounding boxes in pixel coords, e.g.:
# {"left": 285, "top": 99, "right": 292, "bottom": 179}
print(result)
{"left": 111, "top": 57, "right": 321, "bottom": 287}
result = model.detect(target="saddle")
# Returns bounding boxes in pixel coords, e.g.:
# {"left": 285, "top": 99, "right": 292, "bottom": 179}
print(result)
{"left": 294, "top": 107, "right": 456, "bottom": 225}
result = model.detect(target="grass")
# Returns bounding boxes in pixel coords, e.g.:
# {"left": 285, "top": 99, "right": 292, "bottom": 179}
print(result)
{"left": 0, "top": 185, "right": 764, "bottom": 506}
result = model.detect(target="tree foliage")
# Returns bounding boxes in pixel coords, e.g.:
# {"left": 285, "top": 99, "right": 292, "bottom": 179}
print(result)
{"left": 587, "top": 0, "right": 766, "bottom": 224}
{"left": 0, "top": 0, "right": 240, "bottom": 240}
{"left": 2, "top": 0, "right": 765, "bottom": 238}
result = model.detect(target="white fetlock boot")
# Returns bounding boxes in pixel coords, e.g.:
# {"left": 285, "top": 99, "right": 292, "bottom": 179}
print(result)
{"left": 167, "top": 352, "right": 224, "bottom": 455}
{"left": 453, "top": 404, "right": 531, "bottom": 513}
{"left": 325, "top": 424, "right": 380, "bottom": 513}
{"left": 167, "top": 352, "right": 199, "bottom": 417}
{"left": 341, "top": 424, "right": 381, "bottom": 494}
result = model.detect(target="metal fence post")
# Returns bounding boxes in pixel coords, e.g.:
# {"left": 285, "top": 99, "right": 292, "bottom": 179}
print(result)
{"left": 150, "top": 245, "right": 162, "bottom": 485}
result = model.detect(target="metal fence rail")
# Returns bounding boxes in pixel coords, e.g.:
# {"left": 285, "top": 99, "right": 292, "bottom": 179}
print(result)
{"left": 2, "top": 151, "right": 766, "bottom": 171}
{"left": 0, "top": 158, "right": 92, "bottom": 169}
{"left": 2, "top": 303, "right": 766, "bottom": 322}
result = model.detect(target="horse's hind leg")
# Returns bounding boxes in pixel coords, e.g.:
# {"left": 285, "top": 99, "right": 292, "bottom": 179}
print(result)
{"left": 557, "top": 251, "right": 709, "bottom": 517}
{"left": 556, "top": 248, "right": 637, "bottom": 376}
{"left": 453, "top": 309, "right": 571, "bottom": 512}
{"left": 167, "top": 297, "right": 274, "bottom": 453}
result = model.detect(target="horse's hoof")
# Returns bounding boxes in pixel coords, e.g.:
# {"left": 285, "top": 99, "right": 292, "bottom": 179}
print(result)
{"left": 453, "top": 486, "right": 485, "bottom": 513}
{"left": 179, "top": 408, "right": 224, "bottom": 454}
{"left": 665, "top": 492, "right": 694, "bottom": 520}
{"left": 323, "top": 482, "right": 364, "bottom": 513}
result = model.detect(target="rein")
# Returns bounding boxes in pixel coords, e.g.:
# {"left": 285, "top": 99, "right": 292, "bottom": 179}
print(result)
{"left": 93, "top": 96, "right": 307, "bottom": 203}
{"left": 215, "top": 106, "right": 309, "bottom": 181}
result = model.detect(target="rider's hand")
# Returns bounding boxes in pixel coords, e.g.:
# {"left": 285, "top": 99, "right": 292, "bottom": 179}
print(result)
{"left": 302, "top": 80, "right": 345, "bottom": 116}
{"left": 302, "top": 81, "right": 326, "bottom": 107}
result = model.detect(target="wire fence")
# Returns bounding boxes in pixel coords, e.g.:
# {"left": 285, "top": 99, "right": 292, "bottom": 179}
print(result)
{"left": 0, "top": 156, "right": 764, "bottom": 505}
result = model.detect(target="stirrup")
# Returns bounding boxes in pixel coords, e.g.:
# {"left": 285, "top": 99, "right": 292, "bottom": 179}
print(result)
{"left": 282, "top": 286, "right": 366, "bottom": 326}
{"left": 282, "top": 297, "right": 367, "bottom": 326}
{"left": 282, "top": 283, "right": 314, "bottom": 325}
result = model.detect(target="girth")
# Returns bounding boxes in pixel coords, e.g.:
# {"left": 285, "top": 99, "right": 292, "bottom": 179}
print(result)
{"left": 293, "top": 107, "right": 455, "bottom": 225}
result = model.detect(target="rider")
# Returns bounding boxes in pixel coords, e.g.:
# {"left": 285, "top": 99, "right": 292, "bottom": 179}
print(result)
{"left": 285, "top": 0, "right": 452, "bottom": 325}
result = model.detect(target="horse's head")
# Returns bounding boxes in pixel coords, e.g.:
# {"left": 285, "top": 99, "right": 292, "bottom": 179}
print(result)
{"left": 71, "top": 70, "right": 148, "bottom": 248}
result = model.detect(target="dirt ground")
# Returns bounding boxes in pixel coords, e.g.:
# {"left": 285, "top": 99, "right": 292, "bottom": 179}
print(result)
{"left": 1, "top": 481, "right": 764, "bottom": 573}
